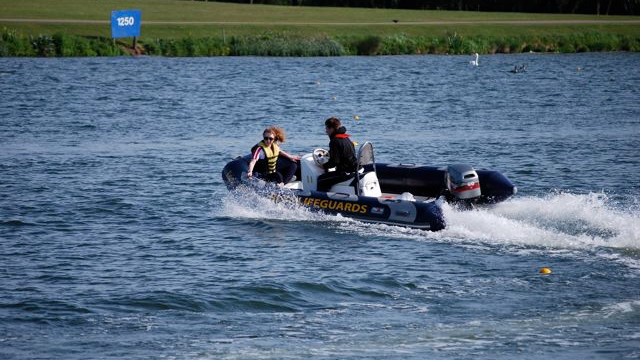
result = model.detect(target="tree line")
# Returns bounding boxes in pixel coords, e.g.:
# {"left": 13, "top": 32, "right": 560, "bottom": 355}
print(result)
{"left": 200, "top": 0, "right": 640, "bottom": 15}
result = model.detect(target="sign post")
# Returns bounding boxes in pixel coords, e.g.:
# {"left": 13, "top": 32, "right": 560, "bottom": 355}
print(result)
{"left": 111, "top": 9, "right": 141, "bottom": 51}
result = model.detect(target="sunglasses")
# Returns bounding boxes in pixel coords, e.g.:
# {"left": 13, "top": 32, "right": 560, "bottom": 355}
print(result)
{"left": 263, "top": 136, "right": 274, "bottom": 141}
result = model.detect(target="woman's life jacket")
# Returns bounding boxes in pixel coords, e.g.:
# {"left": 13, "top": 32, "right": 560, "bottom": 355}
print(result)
{"left": 251, "top": 141, "right": 280, "bottom": 174}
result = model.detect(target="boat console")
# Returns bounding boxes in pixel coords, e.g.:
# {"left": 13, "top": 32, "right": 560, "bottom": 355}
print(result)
{"left": 298, "top": 150, "right": 382, "bottom": 197}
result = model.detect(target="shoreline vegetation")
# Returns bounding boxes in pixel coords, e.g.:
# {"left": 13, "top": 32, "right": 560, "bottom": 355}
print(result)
{"left": 1, "top": 0, "right": 639, "bottom": 57}
{"left": 3, "top": 27, "right": 639, "bottom": 57}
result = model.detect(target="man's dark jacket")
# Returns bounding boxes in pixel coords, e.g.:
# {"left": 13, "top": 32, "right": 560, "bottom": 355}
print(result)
{"left": 323, "top": 126, "right": 357, "bottom": 173}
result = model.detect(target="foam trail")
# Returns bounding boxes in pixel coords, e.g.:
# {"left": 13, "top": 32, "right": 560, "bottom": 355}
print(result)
{"left": 218, "top": 189, "right": 639, "bottom": 252}
{"left": 601, "top": 299, "right": 640, "bottom": 319}
{"left": 443, "top": 192, "right": 640, "bottom": 250}
{"left": 219, "top": 186, "right": 335, "bottom": 224}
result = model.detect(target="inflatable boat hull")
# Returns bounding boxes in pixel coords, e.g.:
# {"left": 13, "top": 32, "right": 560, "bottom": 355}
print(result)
{"left": 293, "top": 190, "right": 445, "bottom": 230}
{"left": 372, "top": 163, "right": 516, "bottom": 205}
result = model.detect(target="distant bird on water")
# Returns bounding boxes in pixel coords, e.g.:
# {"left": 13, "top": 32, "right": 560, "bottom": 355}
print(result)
{"left": 510, "top": 64, "right": 527, "bottom": 73}
{"left": 470, "top": 53, "right": 479, "bottom": 66}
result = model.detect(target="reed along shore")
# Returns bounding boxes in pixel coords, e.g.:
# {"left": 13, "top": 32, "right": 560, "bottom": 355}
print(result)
{"left": 2, "top": 0, "right": 639, "bottom": 56}
{"left": 2, "top": 28, "right": 639, "bottom": 57}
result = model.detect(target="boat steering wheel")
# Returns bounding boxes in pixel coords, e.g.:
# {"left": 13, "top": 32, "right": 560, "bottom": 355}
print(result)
{"left": 312, "top": 148, "right": 330, "bottom": 166}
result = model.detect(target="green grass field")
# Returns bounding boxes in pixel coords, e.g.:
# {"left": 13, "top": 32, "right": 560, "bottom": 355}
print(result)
{"left": 2, "top": 0, "right": 639, "bottom": 56}
{"left": 4, "top": 0, "right": 636, "bottom": 22}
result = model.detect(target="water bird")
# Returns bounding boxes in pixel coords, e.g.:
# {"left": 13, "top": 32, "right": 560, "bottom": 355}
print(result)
{"left": 510, "top": 64, "right": 527, "bottom": 73}
{"left": 470, "top": 53, "right": 479, "bottom": 66}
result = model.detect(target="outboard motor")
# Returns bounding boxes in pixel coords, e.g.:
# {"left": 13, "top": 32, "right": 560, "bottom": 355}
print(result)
{"left": 446, "top": 164, "right": 481, "bottom": 200}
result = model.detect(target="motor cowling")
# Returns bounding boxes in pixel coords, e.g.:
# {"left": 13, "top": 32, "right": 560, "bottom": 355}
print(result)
{"left": 446, "top": 164, "right": 481, "bottom": 200}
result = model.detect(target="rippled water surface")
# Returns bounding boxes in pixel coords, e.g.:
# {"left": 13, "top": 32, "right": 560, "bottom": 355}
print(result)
{"left": 1, "top": 53, "right": 639, "bottom": 359}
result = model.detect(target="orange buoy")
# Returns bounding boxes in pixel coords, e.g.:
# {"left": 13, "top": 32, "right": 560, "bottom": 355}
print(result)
{"left": 539, "top": 267, "right": 552, "bottom": 274}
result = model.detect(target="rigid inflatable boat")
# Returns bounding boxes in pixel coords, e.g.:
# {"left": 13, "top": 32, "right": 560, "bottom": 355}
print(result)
{"left": 222, "top": 142, "right": 517, "bottom": 231}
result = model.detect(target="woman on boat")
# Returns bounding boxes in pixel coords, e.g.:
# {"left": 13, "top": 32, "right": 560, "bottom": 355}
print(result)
{"left": 247, "top": 126, "right": 300, "bottom": 184}
{"left": 317, "top": 117, "right": 358, "bottom": 192}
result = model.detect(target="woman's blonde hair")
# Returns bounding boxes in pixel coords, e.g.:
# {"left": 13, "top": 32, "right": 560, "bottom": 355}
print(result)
{"left": 264, "top": 126, "right": 286, "bottom": 143}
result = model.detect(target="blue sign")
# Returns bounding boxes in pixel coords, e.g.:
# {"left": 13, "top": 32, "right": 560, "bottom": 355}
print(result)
{"left": 111, "top": 10, "right": 141, "bottom": 39}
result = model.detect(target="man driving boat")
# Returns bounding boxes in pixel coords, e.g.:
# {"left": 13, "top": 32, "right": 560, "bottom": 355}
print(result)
{"left": 317, "top": 117, "right": 357, "bottom": 192}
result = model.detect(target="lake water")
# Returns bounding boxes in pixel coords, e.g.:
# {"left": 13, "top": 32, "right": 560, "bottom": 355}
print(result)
{"left": 1, "top": 53, "right": 639, "bottom": 359}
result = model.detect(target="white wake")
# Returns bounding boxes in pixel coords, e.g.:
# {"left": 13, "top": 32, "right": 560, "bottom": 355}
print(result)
{"left": 219, "top": 189, "right": 640, "bottom": 255}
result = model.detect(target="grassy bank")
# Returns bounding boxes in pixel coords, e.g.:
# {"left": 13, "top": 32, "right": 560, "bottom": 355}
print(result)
{"left": 1, "top": 0, "right": 639, "bottom": 56}
{"left": 4, "top": 27, "right": 638, "bottom": 56}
